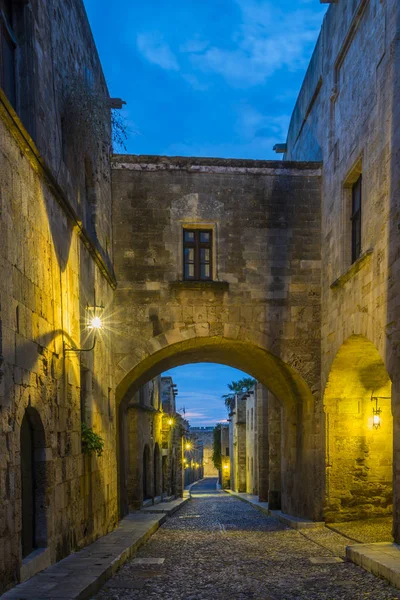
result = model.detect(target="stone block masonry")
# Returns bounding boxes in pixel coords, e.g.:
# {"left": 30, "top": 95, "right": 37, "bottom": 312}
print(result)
{"left": 112, "top": 155, "right": 323, "bottom": 523}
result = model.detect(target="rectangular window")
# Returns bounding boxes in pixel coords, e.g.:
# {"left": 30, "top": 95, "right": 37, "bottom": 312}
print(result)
{"left": 0, "top": 0, "right": 16, "bottom": 107}
{"left": 183, "top": 229, "right": 212, "bottom": 281}
{"left": 351, "top": 175, "right": 362, "bottom": 263}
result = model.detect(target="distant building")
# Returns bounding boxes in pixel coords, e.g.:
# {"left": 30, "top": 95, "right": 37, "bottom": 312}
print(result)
{"left": 190, "top": 427, "right": 218, "bottom": 477}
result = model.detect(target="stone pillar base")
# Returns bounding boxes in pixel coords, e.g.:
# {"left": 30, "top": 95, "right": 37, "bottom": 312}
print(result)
{"left": 268, "top": 490, "right": 281, "bottom": 510}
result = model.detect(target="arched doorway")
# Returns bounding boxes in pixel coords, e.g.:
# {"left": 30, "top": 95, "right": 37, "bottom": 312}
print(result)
{"left": 20, "top": 408, "right": 47, "bottom": 558}
{"left": 154, "top": 443, "right": 161, "bottom": 497}
{"left": 117, "top": 335, "right": 320, "bottom": 521}
{"left": 323, "top": 335, "right": 392, "bottom": 529}
{"left": 142, "top": 444, "right": 151, "bottom": 501}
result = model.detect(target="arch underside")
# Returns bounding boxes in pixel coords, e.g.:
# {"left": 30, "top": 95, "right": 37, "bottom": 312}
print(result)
{"left": 323, "top": 335, "right": 392, "bottom": 524}
{"left": 116, "top": 335, "right": 323, "bottom": 521}
{"left": 116, "top": 336, "right": 315, "bottom": 412}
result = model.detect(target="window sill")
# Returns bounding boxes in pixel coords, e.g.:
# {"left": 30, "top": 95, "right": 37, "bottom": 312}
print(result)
{"left": 330, "top": 248, "right": 373, "bottom": 290}
{"left": 170, "top": 281, "right": 229, "bottom": 291}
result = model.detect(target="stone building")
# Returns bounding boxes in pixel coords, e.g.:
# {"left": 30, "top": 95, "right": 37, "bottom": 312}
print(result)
{"left": 220, "top": 424, "right": 230, "bottom": 489}
{"left": 245, "top": 388, "right": 258, "bottom": 495}
{"left": 189, "top": 427, "right": 218, "bottom": 477}
{"left": 229, "top": 393, "right": 247, "bottom": 494}
{"left": 3, "top": 0, "right": 400, "bottom": 593}
{"left": 0, "top": 0, "right": 117, "bottom": 591}
{"left": 183, "top": 434, "right": 204, "bottom": 486}
{"left": 112, "top": 154, "right": 322, "bottom": 524}
{"left": 283, "top": 0, "right": 398, "bottom": 532}
{"left": 160, "top": 376, "right": 186, "bottom": 499}
{"left": 125, "top": 377, "right": 163, "bottom": 509}
{"left": 227, "top": 385, "right": 259, "bottom": 496}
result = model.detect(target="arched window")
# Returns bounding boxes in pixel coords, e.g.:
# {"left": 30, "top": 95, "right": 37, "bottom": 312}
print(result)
{"left": 20, "top": 408, "right": 47, "bottom": 558}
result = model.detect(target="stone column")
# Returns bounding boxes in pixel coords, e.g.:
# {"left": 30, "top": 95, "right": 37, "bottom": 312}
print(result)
{"left": 268, "top": 394, "right": 282, "bottom": 510}
{"left": 257, "top": 384, "right": 269, "bottom": 502}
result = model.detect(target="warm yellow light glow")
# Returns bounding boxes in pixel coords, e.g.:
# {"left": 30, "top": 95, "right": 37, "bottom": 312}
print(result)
{"left": 373, "top": 414, "right": 381, "bottom": 428}
{"left": 185, "top": 441, "right": 192, "bottom": 451}
{"left": 223, "top": 464, "right": 229, "bottom": 470}
{"left": 168, "top": 418, "right": 174, "bottom": 426}
{"left": 90, "top": 315, "right": 103, "bottom": 330}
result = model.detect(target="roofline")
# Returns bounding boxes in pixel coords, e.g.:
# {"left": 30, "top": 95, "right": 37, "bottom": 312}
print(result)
{"left": 111, "top": 154, "right": 322, "bottom": 175}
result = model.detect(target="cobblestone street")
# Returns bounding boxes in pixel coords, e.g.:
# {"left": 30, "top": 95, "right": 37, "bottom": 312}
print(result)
{"left": 93, "top": 479, "right": 400, "bottom": 600}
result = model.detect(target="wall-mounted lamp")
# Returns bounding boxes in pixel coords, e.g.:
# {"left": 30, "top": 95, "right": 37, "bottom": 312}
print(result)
{"left": 370, "top": 395, "right": 391, "bottom": 429}
{"left": 185, "top": 441, "right": 192, "bottom": 451}
{"left": 371, "top": 395, "right": 384, "bottom": 429}
{"left": 167, "top": 417, "right": 174, "bottom": 427}
{"left": 64, "top": 305, "right": 104, "bottom": 354}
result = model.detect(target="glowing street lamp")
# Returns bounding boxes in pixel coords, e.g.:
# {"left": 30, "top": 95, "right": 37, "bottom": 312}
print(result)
{"left": 168, "top": 417, "right": 174, "bottom": 427}
{"left": 64, "top": 304, "right": 104, "bottom": 353}
{"left": 371, "top": 395, "right": 387, "bottom": 429}
{"left": 185, "top": 441, "right": 192, "bottom": 451}
{"left": 89, "top": 315, "right": 102, "bottom": 330}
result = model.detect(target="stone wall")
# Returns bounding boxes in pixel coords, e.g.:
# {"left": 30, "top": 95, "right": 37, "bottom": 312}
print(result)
{"left": 189, "top": 428, "right": 218, "bottom": 477}
{"left": 245, "top": 389, "right": 258, "bottom": 495}
{"left": 0, "top": 0, "right": 116, "bottom": 592}
{"left": 285, "top": 0, "right": 400, "bottom": 529}
{"left": 112, "top": 155, "right": 323, "bottom": 519}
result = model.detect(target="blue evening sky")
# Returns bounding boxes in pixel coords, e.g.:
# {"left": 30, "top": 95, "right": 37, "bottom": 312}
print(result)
{"left": 163, "top": 363, "right": 251, "bottom": 427}
{"left": 84, "top": 0, "right": 327, "bottom": 159}
{"left": 84, "top": 0, "right": 327, "bottom": 425}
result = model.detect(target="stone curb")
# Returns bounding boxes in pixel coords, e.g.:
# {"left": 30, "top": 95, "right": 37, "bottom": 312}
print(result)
{"left": 141, "top": 495, "right": 191, "bottom": 516}
{"left": 0, "top": 497, "right": 190, "bottom": 600}
{"left": 185, "top": 478, "right": 206, "bottom": 493}
{"left": 346, "top": 543, "right": 400, "bottom": 589}
{"left": 224, "top": 490, "right": 325, "bottom": 530}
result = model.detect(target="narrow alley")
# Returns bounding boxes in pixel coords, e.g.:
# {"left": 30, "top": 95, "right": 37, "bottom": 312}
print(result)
{"left": 94, "top": 479, "right": 400, "bottom": 600}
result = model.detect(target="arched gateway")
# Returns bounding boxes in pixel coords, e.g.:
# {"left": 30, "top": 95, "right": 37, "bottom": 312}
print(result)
{"left": 112, "top": 155, "right": 322, "bottom": 521}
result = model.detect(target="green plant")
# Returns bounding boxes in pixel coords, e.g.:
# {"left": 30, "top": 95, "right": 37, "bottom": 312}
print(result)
{"left": 212, "top": 424, "right": 222, "bottom": 471}
{"left": 81, "top": 422, "right": 105, "bottom": 457}
{"left": 222, "top": 377, "right": 257, "bottom": 412}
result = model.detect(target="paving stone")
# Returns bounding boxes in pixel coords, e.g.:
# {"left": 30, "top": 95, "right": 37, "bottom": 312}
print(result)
{"left": 93, "top": 478, "right": 400, "bottom": 600}
{"left": 131, "top": 558, "right": 165, "bottom": 565}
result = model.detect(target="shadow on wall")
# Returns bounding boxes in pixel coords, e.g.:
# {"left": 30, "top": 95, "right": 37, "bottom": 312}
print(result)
{"left": 323, "top": 335, "right": 392, "bottom": 524}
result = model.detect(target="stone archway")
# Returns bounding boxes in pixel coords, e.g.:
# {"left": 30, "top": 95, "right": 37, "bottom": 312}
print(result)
{"left": 116, "top": 333, "right": 323, "bottom": 522}
{"left": 323, "top": 335, "right": 392, "bottom": 525}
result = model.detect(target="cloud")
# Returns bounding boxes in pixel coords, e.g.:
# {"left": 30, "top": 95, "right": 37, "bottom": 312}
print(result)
{"left": 188, "top": 0, "right": 324, "bottom": 87}
{"left": 180, "top": 38, "right": 209, "bottom": 53}
{"left": 137, "top": 32, "right": 179, "bottom": 71}
{"left": 182, "top": 73, "right": 209, "bottom": 91}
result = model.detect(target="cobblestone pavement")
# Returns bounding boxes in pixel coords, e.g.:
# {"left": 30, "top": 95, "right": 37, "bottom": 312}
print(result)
{"left": 93, "top": 479, "right": 400, "bottom": 600}
{"left": 327, "top": 517, "right": 393, "bottom": 544}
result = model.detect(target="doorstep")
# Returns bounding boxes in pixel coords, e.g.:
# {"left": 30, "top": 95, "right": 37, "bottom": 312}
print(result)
{"left": 347, "top": 542, "right": 400, "bottom": 589}
{"left": 0, "top": 512, "right": 172, "bottom": 600}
